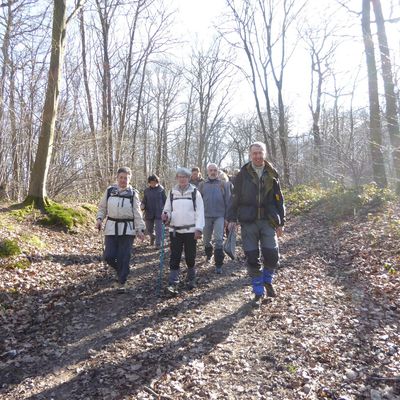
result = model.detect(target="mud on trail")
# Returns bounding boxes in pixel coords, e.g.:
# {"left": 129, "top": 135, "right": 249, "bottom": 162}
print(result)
{"left": 0, "top": 206, "right": 399, "bottom": 400}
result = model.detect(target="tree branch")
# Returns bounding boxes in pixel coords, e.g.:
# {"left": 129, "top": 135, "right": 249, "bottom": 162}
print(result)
{"left": 66, "top": 0, "right": 86, "bottom": 25}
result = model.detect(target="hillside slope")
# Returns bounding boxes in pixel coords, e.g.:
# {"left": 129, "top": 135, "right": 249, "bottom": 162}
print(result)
{"left": 0, "top": 200, "right": 399, "bottom": 400}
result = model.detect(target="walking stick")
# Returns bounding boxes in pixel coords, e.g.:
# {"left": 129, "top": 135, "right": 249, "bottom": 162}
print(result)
{"left": 156, "top": 222, "right": 166, "bottom": 296}
{"left": 98, "top": 226, "right": 106, "bottom": 268}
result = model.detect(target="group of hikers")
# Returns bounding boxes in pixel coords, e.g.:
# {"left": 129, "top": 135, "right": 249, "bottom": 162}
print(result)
{"left": 96, "top": 141, "right": 286, "bottom": 308}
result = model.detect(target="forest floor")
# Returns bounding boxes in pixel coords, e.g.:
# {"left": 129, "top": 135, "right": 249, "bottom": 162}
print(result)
{"left": 0, "top": 200, "right": 399, "bottom": 400}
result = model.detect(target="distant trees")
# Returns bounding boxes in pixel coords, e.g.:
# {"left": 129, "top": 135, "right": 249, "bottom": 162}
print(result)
{"left": 0, "top": 0, "right": 399, "bottom": 201}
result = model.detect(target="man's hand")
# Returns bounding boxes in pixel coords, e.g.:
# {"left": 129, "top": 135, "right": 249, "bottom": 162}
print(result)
{"left": 227, "top": 222, "right": 237, "bottom": 232}
{"left": 161, "top": 212, "right": 169, "bottom": 223}
{"left": 276, "top": 226, "right": 284, "bottom": 238}
{"left": 96, "top": 219, "right": 102, "bottom": 232}
{"left": 194, "top": 230, "right": 202, "bottom": 240}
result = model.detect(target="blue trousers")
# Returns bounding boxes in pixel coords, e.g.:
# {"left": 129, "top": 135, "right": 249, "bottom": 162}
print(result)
{"left": 104, "top": 235, "right": 134, "bottom": 284}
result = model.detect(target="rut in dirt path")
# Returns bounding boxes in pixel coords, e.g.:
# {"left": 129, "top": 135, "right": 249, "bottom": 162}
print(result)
{"left": 1, "top": 210, "right": 399, "bottom": 400}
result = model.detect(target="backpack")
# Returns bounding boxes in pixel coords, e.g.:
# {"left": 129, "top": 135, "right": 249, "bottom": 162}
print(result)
{"left": 107, "top": 186, "right": 135, "bottom": 207}
{"left": 169, "top": 188, "right": 197, "bottom": 212}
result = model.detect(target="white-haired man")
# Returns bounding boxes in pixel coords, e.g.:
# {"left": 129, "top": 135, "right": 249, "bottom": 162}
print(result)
{"left": 228, "top": 142, "right": 285, "bottom": 307}
{"left": 198, "top": 163, "right": 232, "bottom": 274}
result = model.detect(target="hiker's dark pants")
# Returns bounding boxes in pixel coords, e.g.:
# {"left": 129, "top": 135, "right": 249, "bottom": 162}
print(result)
{"left": 104, "top": 235, "right": 134, "bottom": 284}
{"left": 168, "top": 232, "right": 196, "bottom": 283}
{"left": 241, "top": 220, "right": 279, "bottom": 295}
{"left": 145, "top": 218, "right": 163, "bottom": 246}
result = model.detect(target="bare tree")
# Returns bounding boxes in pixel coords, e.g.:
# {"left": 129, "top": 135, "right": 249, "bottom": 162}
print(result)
{"left": 361, "top": 0, "right": 387, "bottom": 188}
{"left": 301, "top": 22, "right": 338, "bottom": 176}
{"left": 226, "top": 0, "right": 306, "bottom": 186}
{"left": 186, "top": 38, "right": 233, "bottom": 171}
{"left": 371, "top": 0, "right": 400, "bottom": 192}
{"left": 25, "top": 0, "right": 85, "bottom": 207}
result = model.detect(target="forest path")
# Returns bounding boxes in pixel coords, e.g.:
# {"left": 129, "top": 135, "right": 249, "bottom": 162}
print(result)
{"left": 0, "top": 205, "right": 399, "bottom": 400}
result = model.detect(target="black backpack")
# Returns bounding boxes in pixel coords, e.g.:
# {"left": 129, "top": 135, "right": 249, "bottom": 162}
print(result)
{"left": 169, "top": 188, "right": 197, "bottom": 212}
{"left": 106, "top": 186, "right": 135, "bottom": 207}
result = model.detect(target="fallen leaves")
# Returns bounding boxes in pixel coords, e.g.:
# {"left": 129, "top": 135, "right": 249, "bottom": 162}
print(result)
{"left": 0, "top": 202, "right": 400, "bottom": 399}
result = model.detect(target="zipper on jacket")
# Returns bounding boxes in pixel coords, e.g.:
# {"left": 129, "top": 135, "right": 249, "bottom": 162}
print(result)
{"left": 258, "top": 176, "right": 261, "bottom": 219}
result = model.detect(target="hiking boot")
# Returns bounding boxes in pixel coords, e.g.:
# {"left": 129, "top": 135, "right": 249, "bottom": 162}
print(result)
{"left": 215, "top": 266, "right": 222, "bottom": 274}
{"left": 264, "top": 283, "right": 276, "bottom": 298}
{"left": 166, "top": 284, "right": 179, "bottom": 296}
{"left": 186, "top": 280, "right": 197, "bottom": 290}
{"left": 251, "top": 294, "right": 264, "bottom": 308}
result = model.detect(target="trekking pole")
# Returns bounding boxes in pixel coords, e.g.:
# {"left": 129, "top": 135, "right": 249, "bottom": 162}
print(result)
{"left": 156, "top": 222, "right": 166, "bottom": 296}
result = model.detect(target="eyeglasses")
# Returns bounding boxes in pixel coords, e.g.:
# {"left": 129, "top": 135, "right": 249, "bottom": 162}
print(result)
{"left": 177, "top": 175, "right": 189, "bottom": 179}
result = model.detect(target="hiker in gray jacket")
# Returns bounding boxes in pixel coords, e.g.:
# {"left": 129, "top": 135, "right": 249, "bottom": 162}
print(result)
{"left": 198, "top": 163, "right": 232, "bottom": 274}
{"left": 96, "top": 167, "right": 145, "bottom": 288}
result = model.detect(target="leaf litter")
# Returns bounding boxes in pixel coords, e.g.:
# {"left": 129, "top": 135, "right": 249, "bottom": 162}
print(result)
{"left": 0, "top": 203, "right": 399, "bottom": 399}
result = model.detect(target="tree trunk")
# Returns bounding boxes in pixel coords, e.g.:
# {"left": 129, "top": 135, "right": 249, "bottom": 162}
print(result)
{"left": 372, "top": 0, "right": 400, "bottom": 192}
{"left": 131, "top": 56, "right": 148, "bottom": 167}
{"left": 9, "top": 64, "right": 19, "bottom": 200}
{"left": 0, "top": 1, "right": 12, "bottom": 189}
{"left": 26, "top": 0, "right": 67, "bottom": 207}
{"left": 361, "top": 0, "right": 387, "bottom": 188}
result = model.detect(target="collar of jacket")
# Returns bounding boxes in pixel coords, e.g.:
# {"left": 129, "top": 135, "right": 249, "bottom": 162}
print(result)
{"left": 244, "top": 160, "right": 278, "bottom": 178}
{"left": 116, "top": 185, "right": 133, "bottom": 194}
{"left": 174, "top": 183, "right": 193, "bottom": 194}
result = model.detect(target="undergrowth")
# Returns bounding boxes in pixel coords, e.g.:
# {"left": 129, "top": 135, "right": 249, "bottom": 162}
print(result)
{"left": 10, "top": 201, "right": 96, "bottom": 231}
{"left": 0, "top": 239, "right": 21, "bottom": 257}
{"left": 286, "top": 182, "right": 397, "bottom": 220}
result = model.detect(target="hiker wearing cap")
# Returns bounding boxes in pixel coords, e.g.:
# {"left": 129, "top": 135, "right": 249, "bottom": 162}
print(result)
{"left": 162, "top": 167, "right": 205, "bottom": 294}
{"left": 96, "top": 167, "right": 145, "bottom": 288}
{"left": 227, "top": 142, "right": 285, "bottom": 308}
{"left": 141, "top": 174, "right": 167, "bottom": 249}
{"left": 189, "top": 167, "right": 204, "bottom": 188}
{"left": 198, "top": 163, "right": 232, "bottom": 274}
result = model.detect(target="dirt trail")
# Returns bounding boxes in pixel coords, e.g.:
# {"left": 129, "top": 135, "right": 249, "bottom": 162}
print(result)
{"left": 0, "top": 208, "right": 399, "bottom": 400}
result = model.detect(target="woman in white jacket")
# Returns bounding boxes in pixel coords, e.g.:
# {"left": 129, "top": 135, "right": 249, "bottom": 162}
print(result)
{"left": 162, "top": 167, "right": 205, "bottom": 294}
{"left": 96, "top": 167, "right": 145, "bottom": 287}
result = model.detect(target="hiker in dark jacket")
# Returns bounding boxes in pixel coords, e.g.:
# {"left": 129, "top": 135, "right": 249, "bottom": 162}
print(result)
{"left": 227, "top": 142, "right": 285, "bottom": 308}
{"left": 96, "top": 167, "right": 145, "bottom": 288}
{"left": 141, "top": 174, "right": 167, "bottom": 249}
{"left": 198, "top": 163, "right": 232, "bottom": 274}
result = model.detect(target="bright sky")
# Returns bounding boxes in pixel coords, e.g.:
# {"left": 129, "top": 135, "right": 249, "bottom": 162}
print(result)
{"left": 171, "top": 0, "right": 400, "bottom": 135}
